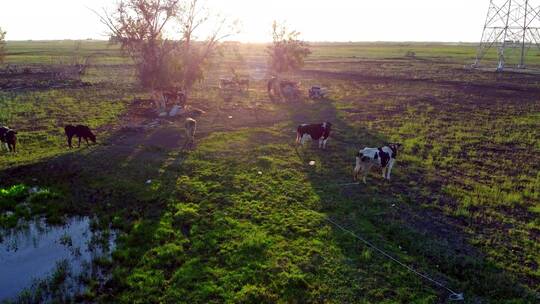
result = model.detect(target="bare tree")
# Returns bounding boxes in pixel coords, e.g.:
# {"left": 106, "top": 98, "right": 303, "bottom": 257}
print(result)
{"left": 96, "top": 0, "right": 237, "bottom": 93}
{"left": 267, "top": 21, "right": 311, "bottom": 75}
{"left": 0, "top": 27, "right": 6, "bottom": 64}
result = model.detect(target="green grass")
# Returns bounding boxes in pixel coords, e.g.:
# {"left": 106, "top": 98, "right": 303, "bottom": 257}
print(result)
{"left": 1, "top": 41, "right": 539, "bottom": 303}
{"left": 104, "top": 128, "right": 439, "bottom": 303}
{"left": 4, "top": 40, "right": 127, "bottom": 65}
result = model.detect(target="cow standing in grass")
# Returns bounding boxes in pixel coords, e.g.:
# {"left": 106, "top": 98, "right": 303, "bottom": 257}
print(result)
{"left": 184, "top": 118, "right": 197, "bottom": 149}
{"left": 0, "top": 126, "right": 17, "bottom": 153}
{"left": 296, "top": 122, "right": 332, "bottom": 149}
{"left": 64, "top": 125, "right": 96, "bottom": 148}
{"left": 354, "top": 143, "right": 402, "bottom": 183}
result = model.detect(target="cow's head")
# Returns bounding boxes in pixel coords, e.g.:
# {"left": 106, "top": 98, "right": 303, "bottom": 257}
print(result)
{"left": 387, "top": 143, "right": 402, "bottom": 157}
{"left": 88, "top": 131, "right": 97, "bottom": 143}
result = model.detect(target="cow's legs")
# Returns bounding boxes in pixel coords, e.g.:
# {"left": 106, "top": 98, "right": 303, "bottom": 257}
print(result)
{"left": 353, "top": 165, "right": 360, "bottom": 181}
{"left": 362, "top": 164, "right": 372, "bottom": 184}
{"left": 318, "top": 138, "right": 323, "bottom": 149}
{"left": 323, "top": 139, "right": 328, "bottom": 149}
{"left": 3, "top": 142, "right": 8, "bottom": 151}
{"left": 67, "top": 135, "right": 73, "bottom": 148}
{"left": 386, "top": 159, "right": 395, "bottom": 180}
{"left": 183, "top": 132, "right": 195, "bottom": 149}
{"left": 77, "top": 136, "right": 81, "bottom": 148}
{"left": 185, "top": 137, "right": 194, "bottom": 149}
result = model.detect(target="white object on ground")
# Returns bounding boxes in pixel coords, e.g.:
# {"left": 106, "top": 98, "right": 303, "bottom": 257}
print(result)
{"left": 169, "top": 105, "right": 184, "bottom": 117}
{"left": 29, "top": 187, "right": 40, "bottom": 193}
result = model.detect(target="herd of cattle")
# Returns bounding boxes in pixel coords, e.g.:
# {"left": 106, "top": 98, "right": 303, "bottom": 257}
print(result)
{"left": 296, "top": 122, "right": 401, "bottom": 183}
{"left": 1, "top": 119, "right": 400, "bottom": 183}
{"left": 1, "top": 79, "right": 400, "bottom": 184}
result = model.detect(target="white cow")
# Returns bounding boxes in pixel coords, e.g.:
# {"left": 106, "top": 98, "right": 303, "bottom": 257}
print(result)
{"left": 184, "top": 118, "right": 197, "bottom": 149}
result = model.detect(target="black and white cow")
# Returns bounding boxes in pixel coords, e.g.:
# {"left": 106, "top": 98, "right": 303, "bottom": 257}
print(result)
{"left": 0, "top": 126, "right": 17, "bottom": 153}
{"left": 353, "top": 143, "right": 402, "bottom": 183}
{"left": 296, "top": 122, "right": 332, "bottom": 149}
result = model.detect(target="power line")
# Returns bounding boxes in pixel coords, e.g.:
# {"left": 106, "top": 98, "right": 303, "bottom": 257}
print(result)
{"left": 323, "top": 215, "right": 464, "bottom": 301}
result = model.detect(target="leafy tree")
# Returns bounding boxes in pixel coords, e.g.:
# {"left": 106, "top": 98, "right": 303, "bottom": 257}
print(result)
{"left": 162, "top": 0, "right": 237, "bottom": 92}
{"left": 96, "top": 0, "right": 236, "bottom": 92}
{"left": 0, "top": 27, "right": 6, "bottom": 64}
{"left": 267, "top": 21, "right": 311, "bottom": 75}
{"left": 96, "top": 0, "right": 181, "bottom": 88}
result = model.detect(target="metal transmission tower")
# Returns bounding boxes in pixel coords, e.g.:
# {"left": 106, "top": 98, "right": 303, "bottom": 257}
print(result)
{"left": 474, "top": 0, "right": 540, "bottom": 71}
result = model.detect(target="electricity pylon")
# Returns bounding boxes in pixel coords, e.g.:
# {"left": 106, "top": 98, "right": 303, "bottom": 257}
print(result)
{"left": 474, "top": 0, "right": 540, "bottom": 71}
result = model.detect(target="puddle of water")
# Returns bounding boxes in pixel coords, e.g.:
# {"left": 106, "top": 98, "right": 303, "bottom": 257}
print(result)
{"left": 0, "top": 217, "right": 116, "bottom": 301}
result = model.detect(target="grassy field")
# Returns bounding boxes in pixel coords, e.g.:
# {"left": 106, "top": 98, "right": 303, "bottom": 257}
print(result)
{"left": 0, "top": 41, "right": 539, "bottom": 303}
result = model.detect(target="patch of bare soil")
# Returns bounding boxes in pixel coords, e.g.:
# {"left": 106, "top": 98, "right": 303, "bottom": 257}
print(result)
{"left": 302, "top": 68, "right": 540, "bottom": 96}
{"left": 0, "top": 66, "right": 90, "bottom": 91}
{"left": 112, "top": 93, "right": 293, "bottom": 140}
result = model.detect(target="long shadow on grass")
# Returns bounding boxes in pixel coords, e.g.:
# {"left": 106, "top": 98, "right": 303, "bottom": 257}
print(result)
{"left": 283, "top": 97, "right": 535, "bottom": 303}
{"left": 0, "top": 97, "right": 535, "bottom": 302}
{"left": 0, "top": 124, "right": 193, "bottom": 300}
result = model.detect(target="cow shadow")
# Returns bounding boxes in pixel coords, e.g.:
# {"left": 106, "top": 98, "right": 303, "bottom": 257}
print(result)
{"left": 0, "top": 94, "right": 535, "bottom": 302}
{"left": 0, "top": 123, "right": 194, "bottom": 298}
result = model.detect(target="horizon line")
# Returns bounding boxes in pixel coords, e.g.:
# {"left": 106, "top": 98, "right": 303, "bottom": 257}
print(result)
{"left": 4, "top": 39, "right": 480, "bottom": 44}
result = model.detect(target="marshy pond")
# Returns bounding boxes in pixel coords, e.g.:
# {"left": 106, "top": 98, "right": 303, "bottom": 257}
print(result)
{"left": 0, "top": 217, "right": 116, "bottom": 302}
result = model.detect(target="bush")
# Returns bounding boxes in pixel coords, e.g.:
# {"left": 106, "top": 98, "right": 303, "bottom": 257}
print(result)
{"left": 0, "top": 27, "right": 5, "bottom": 64}
{"left": 0, "top": 184, "right": 28, "bottom": 210}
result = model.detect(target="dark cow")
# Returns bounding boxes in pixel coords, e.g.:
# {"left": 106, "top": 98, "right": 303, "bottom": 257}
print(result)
{"left": 353, "top": 143, "right": 402, "bottom": 183}
{"left": 296, "top": 122, "right": 332, "bottom": 149}
{"left": 309, "top": 86, "right": 327, "bottom": 99}
{"left": 64, "top": 125, "right": 96, "bottom": 148}
{"left": 267, "top": 77, "right": 301, "bottom": 102}
{"left": 237, "top": 78, "right": 250, "bottom": 90}
{"left": 163, "top": 89, "right": 187, "bottom": 108}
{"left": 0, "top": 126, "right": 17, "bottom": 153}
{"left": 220, "top": 78, "right": 249, "bottom": 92}
{"left": 219, "top": 78, "right": 236, "bottom": 88}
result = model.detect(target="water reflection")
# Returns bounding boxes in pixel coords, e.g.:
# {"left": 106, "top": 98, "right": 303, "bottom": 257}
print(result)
{"left": 0, "top": 217, "right": 115, "bottom": 301}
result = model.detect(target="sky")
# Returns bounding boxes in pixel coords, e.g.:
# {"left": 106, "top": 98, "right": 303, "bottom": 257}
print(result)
{"left": 0, "top": 0, "right": 490, "bottom": 42}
